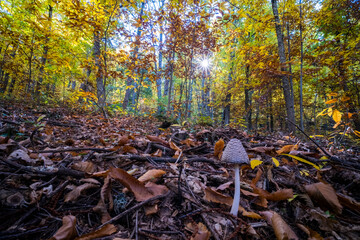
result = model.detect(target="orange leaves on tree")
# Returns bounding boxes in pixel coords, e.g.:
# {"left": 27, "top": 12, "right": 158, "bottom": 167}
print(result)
{"left": 305, "top": 182, "right": 343, "bottom": 214}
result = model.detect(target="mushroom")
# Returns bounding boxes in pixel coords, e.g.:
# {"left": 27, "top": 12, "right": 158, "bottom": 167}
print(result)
{"left": 221, "top": 138, "right": 249, "bottom": 216}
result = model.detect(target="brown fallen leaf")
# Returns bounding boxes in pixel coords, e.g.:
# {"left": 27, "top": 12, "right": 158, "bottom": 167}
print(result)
{"left": 118, "top": 135, "right": 130, "bottom": 146}
{"left": 238, "top": 205, "right": 262, "bottom": 219}
{"left": 71, "top": 161, "right": 96, "bottom": 174}
{"left": 276, "top": 144, "right": 298, "bottom": 155}
{"left": 93, "top": 199, "right": 112, "bottom": 224}
{"left": 122, "top": 145, "right": 138, "bottom": 154}
{"left": 49, "top": 215, "right": 77, "bottom": 240}
{"left": 253, "top": 187, "right": 294, "bottom": 201}
{"left": 109, "top": 167, "right": 168, "bottom": 201}
{"left": 169, "top": 140, "right": 182, "bottom": 152}
{"left": 138, "top": 169, "right": 166, "bottom": 183}
{"left": 337, "top": 193, "right": 360, "bottom": 214}
{"left": 297, "top": 223, "right": 324, "bottom": 240}
{"left": 204, "top": 187, "right": 233, "bottom": 206}
{"left": 146, "top": 135, "right": 168, "bottom": 146}
{"left": 214, "top": 138, "right": 224, "bottom": 158}
{"left": 186, "top": 222, "right": 211, "bottom": 240}
{"left": 75, "top": 224, "right": 117, "bottom": 240}
{"left": 64, "top": 183, "right": 99, "bottom": 202}
{"left": 305, "top": 182, "right": 343, "bottom": 214}
{"left": 261, "top": 211, "right": 298, "bottom": 240}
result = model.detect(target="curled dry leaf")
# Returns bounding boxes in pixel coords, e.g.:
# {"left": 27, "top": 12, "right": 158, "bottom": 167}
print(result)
{"left": 109, "top": 167, "right": 168, "bottom": 201}
{"left": 101, "top": 175, "right": 113, "bottom": 210}
{"left": 71, "top": 161, "right": 96, "bottom": 174}
{"left": 238, "top": 205, "right": 262, "bottom": 219}
{"left": 49, "top": 215, "right": 77, "bottom": 240}
{"left": 138, "top": 169, "right": 166, "bottom": 183}
{"left": 122, "top": 145, "right": 138, "bottom": 154}
{"left": 186, "top": 222, "right": 211, "bottom": 240}
{"left": 118, "top": 135, "right": 130, "bottom": 146}
{"left": 276, "top": 144, "right": 298, "bottom": 155}
{"left": 93, "top": 199, "right": 112, "bottom": 224}
{"left": 261, "top": 211, "right": 298, "bottom": 240}
{"left": 297, "top": 223, "right": 324, "bottom": 240}
{"left": 204, "top": 187, "right": 233, "bottom": 206}
{"left": 253, "top": 187, "right": 294, "bottom": 201}
{"left": 305, "top": 182, "right": 342, "bottom": 214}
{"left": 169, "top": 141, "right": 181, "bottom": 152}
{"left": 75, "top": 224, "right": 117, "bottom": 240}
{"left": 214, "top": 138, "right": 224, "bottom": 158}
{"left": 64, "top": 183, "right": 99, "bottom": 202}
{"left": 146, "top": 135, "right": 168, "bottom": 146}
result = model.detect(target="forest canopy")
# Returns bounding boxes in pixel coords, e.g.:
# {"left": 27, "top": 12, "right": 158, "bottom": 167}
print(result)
{"left": 0, "top": 0, "right": 359, "bottom": 132}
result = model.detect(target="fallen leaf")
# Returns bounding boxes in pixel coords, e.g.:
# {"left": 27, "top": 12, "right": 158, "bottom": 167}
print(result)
{"left": 75, "top": 224, "right": 117, "bottom": 240}
{"left": 272, "top": 157, "right": 279, "bottom": 167}
{"left": 249, "top": 146, "right": 274, "bottom": 153}
{"left": 281, "top": 154, "right": 320, "bottom": 170}
{"left": 204, "top": 187, "right": 233, "bottom": 206}
{"left": 123, "top": 145, "right": 138, "bottom": 154}
{"left": 169, "top": 141, "right": 181, "bottom": 151}
{"left": 238, "top": 205, "right": 262, "bottom": 219}
{"left": 305, "top": 182, "right": 342, "bottom": 214}
{"left": 186, "top": 222, "right": 211, "bottom": 240}
{"left": 276, "top": 145, "right": 298, "bottom": 155}
{"left": 138, "top": 169, "right": 166, "bottom": 183}
{"left": 216, "top": 181, "right": 232, "bottom": 191}
{"left": 250, "top": 159, "right": 263, "bottom": 169}
{"left": 146, "top": 135, "right": 168, "bottom": 146}
{"left": 109, "top": 167, "right": 168, "bottom": 201}
{"left": 297, "top": 223, "right": 324, "bottom": 240}
{"left": 214, "top": 139, "right": 224, "bottom": 158}
{"left": 93, "top": 199, "right": 112, "bottom": 224}
{"left": 71, "top": 161, "right": 96, "bottom": 174}
{"left": 118, "top": 135, "right": 130, "bottom": 146}
{"left": 253, "top": 187, "right": 293, "bottom": 201}
{"left": 64, "top": 183, "right": 99, "bottom": 202}
{"left": 49, "top": 215, "right": 77, "bottom": 240}
{"left": 261, "top": 211, "right": 298, "bottom": 240}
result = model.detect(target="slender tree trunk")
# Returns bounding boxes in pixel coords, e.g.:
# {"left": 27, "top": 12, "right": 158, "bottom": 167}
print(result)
{"left": 94, "top": 30, "right": 105, "bottom": 110}
{"left": 244, "top": 64, "right": 252, "bottom": 130}
{"left": 35, "top": 5, "right": 53, "bottom": 98}
{"left": 299, "top": 0, "right": 304, "bottom": 131}
{"left": 271, "top": 0, "right": 296, "bottom": 132}
{"left": 223, "top": 54, "right": 234, "bottom": 126}
{"left": 167, "top": 51, "right": 175, "bottom": 114}
{"left": 156, "top": 32, "right": 163, "bottom": 113}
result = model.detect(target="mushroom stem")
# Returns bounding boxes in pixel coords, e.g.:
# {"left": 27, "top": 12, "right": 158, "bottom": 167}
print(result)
{"left": 230, "top": 164, "right": 240, "bottom": 216}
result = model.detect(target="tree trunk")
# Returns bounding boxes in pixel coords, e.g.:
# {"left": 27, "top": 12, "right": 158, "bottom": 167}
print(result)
{"left": 271, "top": 0, "right": 296, "bottom": 132}
{"left": 244, "top": 64, "right": 252, "bottom": 130}
{"left": 299, "top": 0, "right": 304, "bottom": 130}
{"left": 35, "top": 5, "right": 53, "bottom": 98}
{"left": 94, "top": 30, "right": 105, "bottom": 109}
{"left": 223, "top": 53, "right": 234, "bottom": 125}
{"left": 167, "top": 51, "right": 175, "bottom": 114}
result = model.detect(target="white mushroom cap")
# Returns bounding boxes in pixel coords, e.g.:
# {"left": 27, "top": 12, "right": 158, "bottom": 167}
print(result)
{"left": 221, "top": 139, "right": 249, "bottom": 165}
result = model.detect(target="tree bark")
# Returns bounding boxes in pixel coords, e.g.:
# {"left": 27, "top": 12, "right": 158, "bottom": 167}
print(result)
{"left": 299, "top": 0, "right": 304, "bottom": 130}
{"left": 35, "top": 5, "right": 53, "bottom": 97}
{"left": 271, "top": 0, "right": 296, "bottom": 132}
{"left": 244, "top": 64, "right": 252, "bottom": 130}
{"left": 94, "top": 30, "right": 105, "bottom": 109}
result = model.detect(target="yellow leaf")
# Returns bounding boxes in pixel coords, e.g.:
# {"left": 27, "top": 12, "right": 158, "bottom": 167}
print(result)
{"left": 281, "top": 154, "right": 320, "bottom": 170}
{"left": 354, "top": 130, "right": 360, "bottom": 138}
{"left": 316, "top": 108, "right": 328, "bottom": 117}
{"left": 328, "top": 92, "right": 338, "bottom": 97}
{"left": 325, "top": 98, "right": 337, "bottom": 104}
{"left": 332, "top": 109, "right": 342, "bottom": 123}
{"left": 272, "top": 157, "right": 279, "bottom": 167}
{"left": 250, "top": 160, "right": 263, "bottom": 169}
{"left": 327, "top": 107, "right": 333, "bottom": 117}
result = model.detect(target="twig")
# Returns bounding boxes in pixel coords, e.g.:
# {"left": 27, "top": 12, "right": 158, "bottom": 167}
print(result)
{"left": 37, "top": 147, "right": 112, "bottom": 153}
{"left": 286, "top": 118, "right": 332, "bottom": 158}
{"left": 97, "top": 191, "right": 170, "bottom": 229}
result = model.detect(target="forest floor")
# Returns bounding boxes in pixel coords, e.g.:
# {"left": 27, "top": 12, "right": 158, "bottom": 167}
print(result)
{"left": 0, "top": 101, "right": 360, "bottom": 240}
